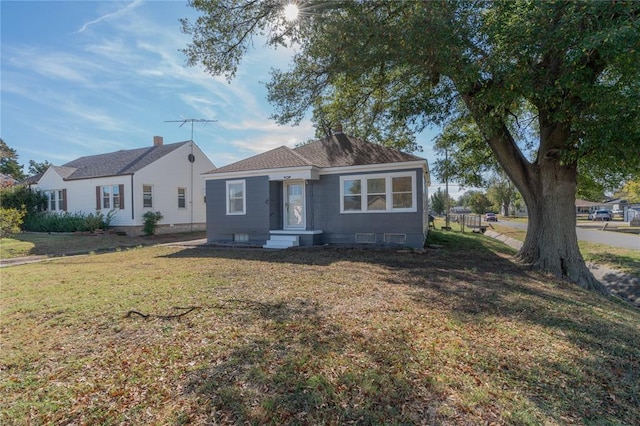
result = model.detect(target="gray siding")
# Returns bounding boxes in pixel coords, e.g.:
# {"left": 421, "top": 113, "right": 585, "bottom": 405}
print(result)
{"left": 268, "top": 181, "right": 282, "bottom": 230}
{"left": 311, "top": 168, "right": 426, "bottom": 248}
{"left": 207, "top": 167, "right": 426, "bottom": 248}
{"left": 206, "top": 176, "right": 271, "bottom": 244}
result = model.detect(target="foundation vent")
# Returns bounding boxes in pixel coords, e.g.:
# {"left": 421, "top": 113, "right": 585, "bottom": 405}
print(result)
{"left": 355, "top": 233, "right": 376, "bottom": 244}
{"left": 384, "top": 233, "right": 407, "bottom": 245}
{"left": 233, "top": 233, "right": 249, "bottom": 242}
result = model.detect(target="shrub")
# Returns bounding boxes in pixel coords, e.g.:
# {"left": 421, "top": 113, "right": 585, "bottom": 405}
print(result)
{"left": 22, "top": 210, "right": 116, "bottom": 233}
{"left": 142, "top": 211, "right": 163, "bottom": 235}
{"left": 0, "top": 207, "right": 26, "bottom": 237}
{"left": 0, "top": 186, "right": 46, "bottom": 227}
{"left": 84, "top": 212, "right": 103, "bottom": 233}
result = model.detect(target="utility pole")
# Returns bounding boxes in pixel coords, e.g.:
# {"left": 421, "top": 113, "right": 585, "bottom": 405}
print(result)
{"left": 444, "top": 146, "right": 451, "bottom": 231}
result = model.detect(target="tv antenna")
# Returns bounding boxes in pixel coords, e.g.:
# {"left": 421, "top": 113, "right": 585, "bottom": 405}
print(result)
{"left": 164, "top": 117, "right": 217, "bottom": 141}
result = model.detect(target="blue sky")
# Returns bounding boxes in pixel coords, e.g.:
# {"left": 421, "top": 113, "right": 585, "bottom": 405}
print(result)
{"left": 1, "top": 0, "right": 464, "bottom": 196}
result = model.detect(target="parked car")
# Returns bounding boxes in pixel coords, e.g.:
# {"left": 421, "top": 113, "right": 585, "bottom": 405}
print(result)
{"left": 588, "top": 209, "right": 612, "bottom": 221}
{"left": 484, "top": 212, "right": 498, "bottom": 222}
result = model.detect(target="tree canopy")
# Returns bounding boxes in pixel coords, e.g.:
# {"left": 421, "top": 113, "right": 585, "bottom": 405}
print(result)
{"left": 182, "top": 0, "right": 640, "bottom": 294}
{"left": 0, "top": 138, "right": 26, "bottom": 181}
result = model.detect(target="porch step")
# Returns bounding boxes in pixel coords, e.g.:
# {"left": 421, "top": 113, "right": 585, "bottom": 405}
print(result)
{"left": 263, "top": 235, "right": 300, "bottom": 249}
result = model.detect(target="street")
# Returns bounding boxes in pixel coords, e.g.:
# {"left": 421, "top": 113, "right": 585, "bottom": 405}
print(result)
{"left": 495, "top": 220, "right": 639, "bottom": 250}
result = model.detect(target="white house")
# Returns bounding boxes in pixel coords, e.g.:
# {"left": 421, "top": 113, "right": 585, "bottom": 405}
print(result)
{"left": 30, "top": 136, "right": 215, "bottom": 235}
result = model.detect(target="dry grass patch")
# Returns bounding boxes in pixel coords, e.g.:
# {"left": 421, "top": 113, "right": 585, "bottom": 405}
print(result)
{"left": 1, "top": 233, "right": 639, "bottom": 425}
{"left": 0, "top": 231, "right": 206, "bottom": 259}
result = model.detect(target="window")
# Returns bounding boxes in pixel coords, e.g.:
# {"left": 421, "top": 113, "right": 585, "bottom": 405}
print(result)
{"left": 102, "top": 186, "right": 111, "bottom": 209}
{"left": 226, "top": 180, "right": 245, "bottom": 215}
{"left": 343, "top": 179, "right": 361, "bottom": 211}
{"left": 96, "top": 185, "right": 124, "bottom": 210}
{"left": 143, "top": 185, "right": 153, "bottom": 208}
{"left": 367, "top": 178, "right": 386, "bottom": 210}
{"left": 44, "top": 189, "right": 66, "bottom": 211}
{"left": 392, "top": 176, "right": 413, "bottom": 208}
{"left": 340, "top": 172, "right": 416, "bottom": 213}
{"left": 178, "top": 188, "right": 186, "bottom": 208}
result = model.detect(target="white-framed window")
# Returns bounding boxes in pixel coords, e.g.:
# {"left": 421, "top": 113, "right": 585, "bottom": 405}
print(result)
{"left": 340, "top": 172, "right": 416, "bottom": 213}
{"left": 101, "top": 185, "right": 120, "bottom": 209}
{"left": 143, "top": 185, "right": 153, "bottom": 208}
{"left": 44, "top": 189, "right": 65, "bottom": 211}
{"left": 96, "top": 185, "right": 124, "bottom": 210}
{"left": 226, "top": 180, "right": 246, "bottom": 215}
{"left": 178, "top": 188, "right": 186, "bottom": 208}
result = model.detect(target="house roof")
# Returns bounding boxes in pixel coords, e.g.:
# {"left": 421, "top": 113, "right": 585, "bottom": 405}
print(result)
{"left": 208, "top": 134, "right": 425, "bottom": 174}
{"left": 54, "top": 141, "right": 190, "bottom": 180}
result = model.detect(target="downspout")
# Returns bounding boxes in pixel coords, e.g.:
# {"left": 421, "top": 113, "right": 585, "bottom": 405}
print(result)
{"left": 131, "top": 174, "right": 134, "bottom": 220}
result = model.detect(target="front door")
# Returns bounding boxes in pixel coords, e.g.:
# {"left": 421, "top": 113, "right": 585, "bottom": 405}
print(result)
{"left": 284, "top": 180, "right": 305, "bottom": 229}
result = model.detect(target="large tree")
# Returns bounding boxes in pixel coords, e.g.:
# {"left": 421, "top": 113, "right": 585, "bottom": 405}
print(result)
{"left": 182, "top": 0, "right": 640, "bottom": 294}
{"left": 0, "top": 138, "right": 25, "bottom": 181}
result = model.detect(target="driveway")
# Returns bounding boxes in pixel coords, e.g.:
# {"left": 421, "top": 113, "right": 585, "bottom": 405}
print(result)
{"left": 496, "top": 220, "right": 639, "bottom": 250}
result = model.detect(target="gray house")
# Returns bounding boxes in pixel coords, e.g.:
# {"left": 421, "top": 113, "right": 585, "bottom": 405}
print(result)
{"left": 202, "top": 131, "right": 430, "bottom": 248}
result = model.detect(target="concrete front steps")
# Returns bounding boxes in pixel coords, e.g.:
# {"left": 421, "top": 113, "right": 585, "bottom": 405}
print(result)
{"left": 263, "top": 235, "right": 300, "bottom": 249}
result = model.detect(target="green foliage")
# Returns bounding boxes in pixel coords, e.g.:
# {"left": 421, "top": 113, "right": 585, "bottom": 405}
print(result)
{"left": 182, "top": 0, "right": 639, "bottom": 182}
{"left": 0, "top": 138, "right": 26, "bottom": 181}
{"left": 22, "top": 210, "right": 115, "bottom": 233}
{"left": 27, "top": 160, "right": 52, "bottom": 176}
{"left": 0, "top": 185, "right": 47, "bottom": 224}
{"left": 142, "top": 211, "right": 163, "bottom": 235}
{"left": 460, "top": 190, "right": 493, "bottom": 214}
{"left": 486, "top": 174, "right": 520, "bottom": 216}
{"left": 430, "top": 187, "right": 454, "bottom": 215}
{"left": 0, "top": 207, "right": 26, "bottom": 237}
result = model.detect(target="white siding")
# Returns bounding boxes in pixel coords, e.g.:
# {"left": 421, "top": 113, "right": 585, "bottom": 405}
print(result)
{"left": 34, "top": 141, "right": 215, "bottom": 229}
{"left": 132, "top": 142, "right": 214, "bottom": 227}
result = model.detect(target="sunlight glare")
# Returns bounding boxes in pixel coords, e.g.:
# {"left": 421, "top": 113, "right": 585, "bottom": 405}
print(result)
{"left": 283, "top": 3, "right": 299, "bottom": 21}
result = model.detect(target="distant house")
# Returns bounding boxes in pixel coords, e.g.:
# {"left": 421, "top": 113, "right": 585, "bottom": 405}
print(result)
{"left": 202, "top": 130, "right": 430, "bottom": 249}
{"left": 29, "top": 137, "right": 215, "bottom": 235}
{"left": 0, "top": 173, "right": 19, "bottom": 187}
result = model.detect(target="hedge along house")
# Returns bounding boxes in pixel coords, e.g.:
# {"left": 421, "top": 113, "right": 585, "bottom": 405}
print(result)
{"left": 30, "top": 137, "right": 215, "bottom": 235}
{"left": 203, "top": 128, "right": 430, "bottom": 249}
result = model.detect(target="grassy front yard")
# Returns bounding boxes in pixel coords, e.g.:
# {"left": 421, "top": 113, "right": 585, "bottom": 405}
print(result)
{"left": 1, "top": 231, "right": 638, "bottom": 424}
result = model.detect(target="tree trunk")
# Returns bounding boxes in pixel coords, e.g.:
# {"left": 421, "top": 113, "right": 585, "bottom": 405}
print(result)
{"left": 516, "top": 156, "right": 610, "bottom": 295}
{"left": 461, "top": 94, "right": 609, "bottom": 296}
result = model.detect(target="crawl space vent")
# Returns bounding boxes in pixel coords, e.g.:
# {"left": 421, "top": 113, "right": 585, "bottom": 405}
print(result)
{"left": 355, "top": 233, "right": 376, "bottom": 244}
{"left": 233, "top": 233, "right": 249, "bottom": 242}
{"left": 384, "top": 233, "right": 407, "bottom": 245}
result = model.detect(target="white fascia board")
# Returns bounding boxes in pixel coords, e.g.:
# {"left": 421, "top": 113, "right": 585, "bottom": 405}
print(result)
{"left": 202, "top": 166, "right": 320, "bottom": 181}
{"left": 319, "top": 160, "right": 428, "bottom": 176}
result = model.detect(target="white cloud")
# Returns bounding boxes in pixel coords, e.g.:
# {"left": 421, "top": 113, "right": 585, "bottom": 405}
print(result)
{"left": 72, "top": 0, "right": 144, "bottom": 34}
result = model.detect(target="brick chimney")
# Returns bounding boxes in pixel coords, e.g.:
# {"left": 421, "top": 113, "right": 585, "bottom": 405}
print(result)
{"left": 332, "top": 122, "right": 343, "bottom": 134}
{"left": 153, "top": 136, "right": 163, "bottom": 146}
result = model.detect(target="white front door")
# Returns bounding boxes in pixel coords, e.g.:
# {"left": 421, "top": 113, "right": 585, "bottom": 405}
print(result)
{"left": 284, "top": 180, "right": 305, "bottom": 229}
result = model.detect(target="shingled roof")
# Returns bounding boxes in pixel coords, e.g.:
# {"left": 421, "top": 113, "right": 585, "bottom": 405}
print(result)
{"left": 209, "top": 134, "right": 424, "bottom": 174}
{"left": 56, "top": 141, "right": 190, "bottom": 180}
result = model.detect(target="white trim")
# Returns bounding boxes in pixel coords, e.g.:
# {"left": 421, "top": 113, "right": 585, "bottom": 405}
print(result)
{"left": 201, "top": 161, "right": 427, "bottom": 181}
{"left": 270, "top": 229, "right": 323, "bottom": 235}
{"left": 284, "top": 180, "right": 306, "bottom": 229}
{"left": 177, "top": 187, "right": 187, "bottom": 209}
{"left": 340, "top": 171, "right": 417, "bottom": 214}
{"left": 142, "top": 184, "right": 153, "bottom": 208}
{"left": 226, "top": 180, "right": 246, "bottom": 215}
{"left": 320, "top": 160, "right": 427, "bottom": 176}
{"left": 203, "top": 166, "right": 320, "bottom": 181}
